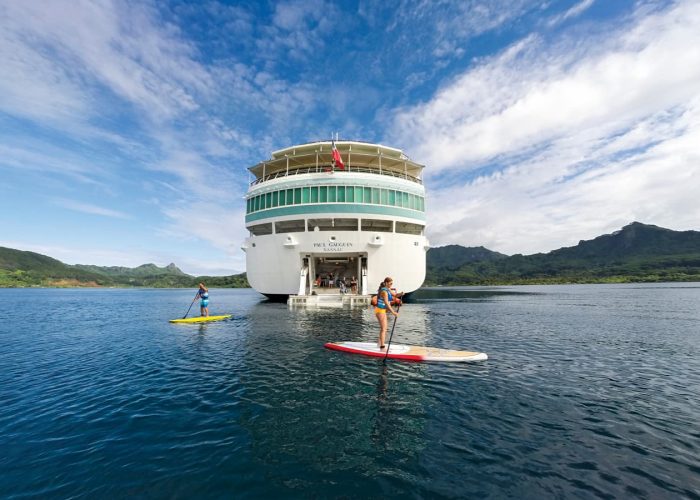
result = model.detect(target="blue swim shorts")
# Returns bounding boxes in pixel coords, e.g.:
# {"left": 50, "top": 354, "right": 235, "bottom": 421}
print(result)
{"left": 200, "top": 299, "right": 209, "bottom": 307}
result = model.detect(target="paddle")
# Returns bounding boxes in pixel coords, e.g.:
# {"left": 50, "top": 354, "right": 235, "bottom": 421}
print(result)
{"left": 182, "top": 293, "right": 199, "bottom": 319}
{"left": 383, "top": 303, "right": 401, "bottom": 363}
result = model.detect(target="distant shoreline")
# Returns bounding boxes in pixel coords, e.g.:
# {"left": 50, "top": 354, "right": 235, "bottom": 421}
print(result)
{"left": 3, "top": 277, "right": 700, "bottom": 290}
{"left": 0, "top": 286, "right": 251, "bottom": 289}
{"left": 423, "top": 275, "right": 700, "bottom": 287}
{"left": 4, "top": 222, "right": 700, "bottom": 289}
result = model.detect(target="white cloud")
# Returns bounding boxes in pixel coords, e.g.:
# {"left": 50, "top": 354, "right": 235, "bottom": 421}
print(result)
{"left": 381, "top": 0, "right": 532, "bottom": 59}
{"left": 547, "top": 0, "right": 595, "bottom": 27}
{"left": 53, "top": 198, "right": 131, "bottom": 219}
{"left": 429, "top": 98, "right": 700, "bottom": 254}
{"left": 0, "top": 143, "right": 96, "bottom": 181}
{"left": 0, "top": 0, "right": 254, "bottom": 273}
{"left": 391, "top": 2, "right": 700, "bottom": 172}
{"left": 159, "top": 203, "right": 248, "bottom": 273}
{"left": 388, "top": 1, "right": 700, "bottom": 254}
{"left": 257, "top": 0, "right": 337, "bottom": 61}
{"left": 1, "top": 5, "right": 152, "bottom": 128}
{"left": 2, "top": 1, "right": 212, "bottom": 122}
{"left": 5, "top": 0, "right": 695, "bottom": 273}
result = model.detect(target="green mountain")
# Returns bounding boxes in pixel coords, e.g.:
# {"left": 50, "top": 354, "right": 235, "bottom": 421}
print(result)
{"left": 75, "top": 264, "right": 185, "bottom": 277}
{"left": 0, "top": 247, "right": 249, "bottom": 288}
{"left": 426, "top": 245, "right": 509, "bottom": 285}
{"left": 75, "top": 262, "right": 187, "bottom": 278}
{"left": 0, "top": 247, "right": 113, "bottom": 287}
{"left": 425, "top": 222, "right": 700, "bottom": 285}
{"left": 427, "top": 245, "right": 507, "bottom": 270}
{"left": 3, "top": 222, "right": 699, "bottom": 288}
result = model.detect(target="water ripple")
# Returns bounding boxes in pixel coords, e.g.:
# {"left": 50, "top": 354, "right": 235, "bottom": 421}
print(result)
{"left": 1, "top": 286, "right": 700, "bottom": 498}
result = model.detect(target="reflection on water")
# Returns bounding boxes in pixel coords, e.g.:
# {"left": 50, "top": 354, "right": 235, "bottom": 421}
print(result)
{"left": 413, "top": 286, "right": 539, "bottom": 302}
{"left": 237, "top": 301, "right": 433, "bottom": 495}
{"left": 1, "top": 285, "right": 699, "bottom": 498}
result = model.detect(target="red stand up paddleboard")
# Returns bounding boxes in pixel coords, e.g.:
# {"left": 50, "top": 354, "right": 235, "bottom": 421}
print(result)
{"left": 324, "top": 342, "right": 487, "bottom": 362}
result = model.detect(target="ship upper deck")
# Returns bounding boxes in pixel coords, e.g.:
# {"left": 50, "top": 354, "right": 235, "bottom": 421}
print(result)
{"left": 248, "top": 140, "right": 424, "bottom": 186}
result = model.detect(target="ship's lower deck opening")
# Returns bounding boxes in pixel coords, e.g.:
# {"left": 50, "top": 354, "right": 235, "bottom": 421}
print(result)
{"left": 310, "top": 254, "right": 362, "bottom": 292}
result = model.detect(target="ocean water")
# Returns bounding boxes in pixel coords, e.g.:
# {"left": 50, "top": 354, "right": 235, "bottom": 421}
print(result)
{"left": 1, "top": 284, "right": 699, "bottom": 499}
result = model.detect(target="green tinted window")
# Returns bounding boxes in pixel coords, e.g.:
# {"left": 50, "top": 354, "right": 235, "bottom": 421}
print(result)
{"left": 364, "top": 187, "right": 371, "bottom": 203}
{"left": 380, "top": 189, "right": 388, "bottom": 205}
{"left": 419, "top": 196, "right": 424, "bottom": 211}
{"left": 287, "top": 189, "right": 294, "bottom": 205}
{"left": 371, "top": 188, "right": 380, "bottom": 204}
{"left": 302, "top": 187, "right": 310, "bottom": 203}
{"left": 389, "top": 190, "right": 396, "bottom": 206}
{"left": 346, "top": 186, "right": 354, "bottom": 202}
{"left": 354, "top": 187, "right": 362, "bottom": 203}
{"left": 337, "top": 186, "right": 345, "bottom": 202}
{"left": 278, "top": 190, "right": 286, "bottom": 206}
{"left": 294, "top": 188, "right": 301, "bottom": 204}
{"left": 328, "top": 186, "right": 336, "bottom": 202}
{"left": 265, "top": 192, "right": 271, "bottom": 209}
{"left": 272, "top": 191, "right": 278, "bottom": 207}
{"left": 311, "top": 187, "right": 318, "bottom": 203}
{"left": 320, "top": 186, "right": 327, "bottom": 202}
{"left": 254, "top": 196, "right": 260, "bottom": 211}
{"left": 402, "top": 192, "right": 409, "bottom": 207}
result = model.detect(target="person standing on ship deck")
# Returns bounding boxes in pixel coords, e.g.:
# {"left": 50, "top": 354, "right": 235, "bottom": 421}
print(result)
{"left": 375, "top": 277, "right": 399, "bottom": 350}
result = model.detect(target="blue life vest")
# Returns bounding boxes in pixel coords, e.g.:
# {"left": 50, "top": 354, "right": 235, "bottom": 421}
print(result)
{"left": 377, "top": 287, "right": 393, "bottom": 309}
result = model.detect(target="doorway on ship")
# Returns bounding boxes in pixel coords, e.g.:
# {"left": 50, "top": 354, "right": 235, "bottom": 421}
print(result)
{"left": 310, "top": 254, "right": 363, "bottom": 295}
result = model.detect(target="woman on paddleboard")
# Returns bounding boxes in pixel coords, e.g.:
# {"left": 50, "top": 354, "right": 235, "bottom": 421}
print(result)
{"left": 375, "top": 277, "right": 399, "bottom": 350}
{"left": 197, "top": 282, "right": 209, "bottom": 317}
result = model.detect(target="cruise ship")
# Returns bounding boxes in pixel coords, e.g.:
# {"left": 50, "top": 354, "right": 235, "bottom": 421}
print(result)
{"left": 242, "top": 140, "right": 429, "bottom": 302}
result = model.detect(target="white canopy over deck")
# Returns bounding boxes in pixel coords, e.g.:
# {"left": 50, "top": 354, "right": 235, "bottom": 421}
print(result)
{"left": 248, "top": 140, "right": 425, "bottom": 185}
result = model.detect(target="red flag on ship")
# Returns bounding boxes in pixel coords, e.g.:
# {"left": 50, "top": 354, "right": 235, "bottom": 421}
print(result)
{"left": 332, "top": 140, "right": 345, "bottom": 170}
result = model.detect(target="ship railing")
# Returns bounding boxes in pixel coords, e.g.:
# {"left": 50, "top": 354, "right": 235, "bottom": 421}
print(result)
{"left": 250, "top": 166, "right": 423, "bottom": 186}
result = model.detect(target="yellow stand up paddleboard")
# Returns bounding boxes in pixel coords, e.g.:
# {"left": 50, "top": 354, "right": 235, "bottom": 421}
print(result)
{"left": 169, "top": 315, "right": 232, "bottom": 324}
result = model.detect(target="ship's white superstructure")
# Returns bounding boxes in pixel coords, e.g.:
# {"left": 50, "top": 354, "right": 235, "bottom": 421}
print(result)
{"left": 242, "top": 141, "right": 429, "bottom": 301}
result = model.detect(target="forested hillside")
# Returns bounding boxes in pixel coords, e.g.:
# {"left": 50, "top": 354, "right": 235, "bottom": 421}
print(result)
{"left": 424, "top": 223, "right": 700, "bottom": 285}
{"left": 3, "top": 222, "right": 699, "bottom": 287}
{"left": 0, "top": 247, "right": 249, "bottom": 288}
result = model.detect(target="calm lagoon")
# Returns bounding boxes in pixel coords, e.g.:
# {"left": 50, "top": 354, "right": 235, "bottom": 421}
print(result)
{"left": 1, "top": 284, "right": 699, "bottom": 498}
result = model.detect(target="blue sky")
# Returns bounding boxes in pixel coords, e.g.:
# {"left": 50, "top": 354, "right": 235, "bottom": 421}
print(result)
{"left": 1, "top": 0, "right": 699, "bottom": 275}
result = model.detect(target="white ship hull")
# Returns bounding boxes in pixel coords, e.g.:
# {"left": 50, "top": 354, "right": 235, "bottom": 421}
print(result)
{"left": 242, "top": 142, "right": 429, "bottom": 300}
